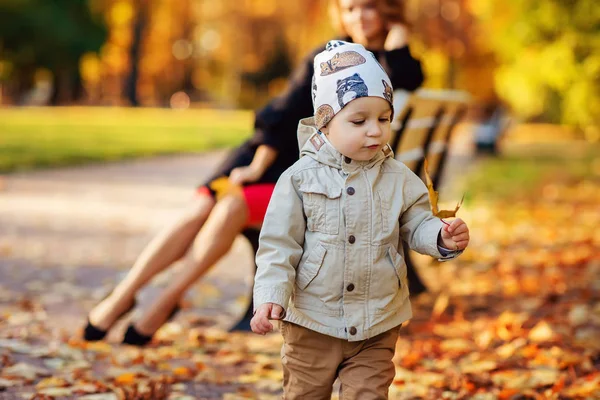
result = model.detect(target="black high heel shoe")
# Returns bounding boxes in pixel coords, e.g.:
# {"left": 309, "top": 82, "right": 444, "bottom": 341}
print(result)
{"left": 83, "top": 297, "right": 137, "bottom": 341}
{"left": 122, "top": 304, "right": 181, "bottom": 346}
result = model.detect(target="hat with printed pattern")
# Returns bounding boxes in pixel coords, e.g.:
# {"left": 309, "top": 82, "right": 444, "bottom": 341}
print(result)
{"left": 312, "top": 40, "right": 394, "bottom": 129}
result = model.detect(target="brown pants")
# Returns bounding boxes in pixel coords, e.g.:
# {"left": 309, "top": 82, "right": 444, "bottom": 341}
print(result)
{"left": 280, "top": 322, "right": 400, "bottom": 400}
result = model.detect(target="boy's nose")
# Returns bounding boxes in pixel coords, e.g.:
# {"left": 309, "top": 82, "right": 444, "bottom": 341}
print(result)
{"left": 367, "top": 123, "right": 382, "bottom": 137}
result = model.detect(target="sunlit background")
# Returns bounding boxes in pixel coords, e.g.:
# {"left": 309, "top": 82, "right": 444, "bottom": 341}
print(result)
{"left": 1, "top": 0, "right": 597, "bottom": 123}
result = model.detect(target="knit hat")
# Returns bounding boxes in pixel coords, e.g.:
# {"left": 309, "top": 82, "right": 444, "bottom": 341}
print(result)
{"left": 312, "top": 40, "right": 394, "bottom": 129}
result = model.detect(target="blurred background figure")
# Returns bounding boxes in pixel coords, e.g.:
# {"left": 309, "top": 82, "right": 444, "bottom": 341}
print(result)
{"left": 473, "top": 98, "right": 511, "bottom": 155}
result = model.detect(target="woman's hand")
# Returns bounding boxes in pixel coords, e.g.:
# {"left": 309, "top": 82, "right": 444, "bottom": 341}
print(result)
{"left": 228, "top": 145, "right": 277, "bottom": 185}
{"left": 229, "top": 165, "right": 263, "bottom": 185}
{"left": 384, "top": 23, "right": 409, "bottom": 51}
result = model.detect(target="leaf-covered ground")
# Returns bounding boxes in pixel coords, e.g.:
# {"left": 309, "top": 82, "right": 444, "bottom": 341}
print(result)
{"left": 1, "top": 142, "right": 599, "bottom": 399}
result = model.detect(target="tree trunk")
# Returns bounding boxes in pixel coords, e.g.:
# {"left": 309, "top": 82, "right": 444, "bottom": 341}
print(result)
{"left": 125, "top": 0, "right": 149, "bottom": 106}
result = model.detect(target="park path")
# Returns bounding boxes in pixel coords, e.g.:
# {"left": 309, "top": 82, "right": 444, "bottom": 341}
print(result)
{"left": 0, "top": 150, "right": 260, "bottom": 337}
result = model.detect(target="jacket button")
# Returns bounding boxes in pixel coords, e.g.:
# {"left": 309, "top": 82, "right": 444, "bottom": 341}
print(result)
{"left": 349, "top": 326, "right": 357, "bottom": 335}
{"left": 344, "top": 156, "right": 352, "bottom": 164}
{"left": 347, "top": 283, "right": 355, "bottom": 292}
{"left": 346, "top": 187, "right": 355, "bottom": 195}
{"left": 348, "top": 235, "right": 356, "bottom": 244}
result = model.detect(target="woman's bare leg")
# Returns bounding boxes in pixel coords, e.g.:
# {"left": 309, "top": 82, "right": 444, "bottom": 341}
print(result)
{"left": 132, "top": 194, "right": 249, "bottom": 335}
{"left": 88, "top": 194, "right": 216, "bottom": 330}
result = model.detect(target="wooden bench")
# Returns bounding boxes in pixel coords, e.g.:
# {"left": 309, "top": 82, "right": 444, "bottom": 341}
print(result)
{"left": 229, "top": 88, "right": 471, "bottom": 331}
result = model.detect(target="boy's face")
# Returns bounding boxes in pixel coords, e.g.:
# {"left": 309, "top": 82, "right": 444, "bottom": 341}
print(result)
{"left": 321, "top": 96, "right": 392, "bottom": 161}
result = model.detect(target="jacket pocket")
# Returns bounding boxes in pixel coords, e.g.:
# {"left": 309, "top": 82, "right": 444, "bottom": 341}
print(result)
{"left": 374, "top": 190, "right": 397, "bottom": 243}
{"left": 387, "top": 246, "right": 409, "bottom": 300}
{"left": 296, "top": 243, "right": 327, "bottom": 290}
{"left": 299, "top": 183, "right": 342, "bottom": 235}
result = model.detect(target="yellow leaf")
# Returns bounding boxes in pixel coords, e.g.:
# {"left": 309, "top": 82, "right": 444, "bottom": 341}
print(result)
{"left": 209, "top": 177, "right": 243, "bottom": 201}
{"left": 431, "top": 292, "right": 449, "bottom": 320}
{"left": 528, "top": 321, "right": 559, "bottom": 343}
{"left": 423, "top": 158, "right": 463, "bottom": 219}
{"left": 35, "top": 377, "right": 69, "bottom": 389}
{"left": 83, "top": 341, "right": 113, "bottom": 353}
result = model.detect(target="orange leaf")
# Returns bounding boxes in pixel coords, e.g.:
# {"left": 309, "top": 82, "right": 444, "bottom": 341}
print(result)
{"left": 172, "top": 366, "right": 195, "bottom": 377}
{"left": 114, "top": 372, "right": 136, "bottom": 385}
{"left": 209, "top": 177, "right": 243, "bottom": 201}
{"left": 498, "top": 389, "right": 519, "bottom": 400}
{"left": 423, "top": 158, "right": 463, "bottom": 219}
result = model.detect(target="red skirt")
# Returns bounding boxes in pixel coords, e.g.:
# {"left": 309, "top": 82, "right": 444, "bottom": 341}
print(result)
{"left": 196, "top": 183, "right": 276, "bottom": 227}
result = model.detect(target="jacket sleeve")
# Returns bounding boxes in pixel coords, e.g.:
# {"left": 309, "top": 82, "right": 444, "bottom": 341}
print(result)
{"left": 251, "top": 46, "right": 321, "bottom": 153}
{"left": 253, "top": 170, "right": 306, "bottom": 312}
{"left": 398, "top": 168, "right": 459, "bottom": 261}
{"left": 377, "top": 45, "right": 424, "bottom": 92}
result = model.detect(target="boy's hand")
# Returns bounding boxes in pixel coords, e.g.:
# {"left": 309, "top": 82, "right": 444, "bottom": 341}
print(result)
{"left": 251, "top": 303, "right": 285, "bottom": 335}
{"left": 441, "top": 218, "right": 470, "bottom": 251}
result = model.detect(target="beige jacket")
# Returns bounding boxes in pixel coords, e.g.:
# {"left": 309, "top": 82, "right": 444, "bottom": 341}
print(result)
{"left": 254, "top": 117, "right": 460, "bottom": 341}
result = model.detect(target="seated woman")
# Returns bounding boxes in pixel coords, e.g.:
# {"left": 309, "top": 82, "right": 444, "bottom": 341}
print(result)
{"left": 84, "top": 0, "right": 426, "bottom": 346}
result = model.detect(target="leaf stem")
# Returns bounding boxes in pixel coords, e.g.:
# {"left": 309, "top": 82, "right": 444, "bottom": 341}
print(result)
{"left": 440, "top": 219, "right": 450, "bottom": 226}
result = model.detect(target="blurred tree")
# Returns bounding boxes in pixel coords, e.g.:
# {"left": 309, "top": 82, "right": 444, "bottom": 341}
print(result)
{"left": 0, "top": 0, "right": 107, "bottom": 104}
{"left": 469, "top": 0, "right": 600, "bottom": 130}
{"left": 242, "top": 36, "right": 293, "bottom": 103}
{"left": 124, "top": 0, "right": 149, "bottom": 106}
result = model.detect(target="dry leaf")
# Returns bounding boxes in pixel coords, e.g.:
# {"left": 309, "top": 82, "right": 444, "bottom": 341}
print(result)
{"left": 35, "top": 377, "right": 70, "bottom": 389}
{"left": 78, "top": 395, "right": 119, "bottom": 400}
{"left": 114, "top": 372, "right": 137, "bottom": 385}
{"left": 460, "top": 359, "right": 498, "bottom": 374}
{"left": 431, "top": 292, "right": 450, "bottom": 320}
{"left": 172, "top": 366, "right": 195, "bottom": 377}
{"left": 208, "top": 177, "right": 243, "bottom": 201}
{"left": 0, "top": 378, "right": 22, "bottom": 388}
{"left": 36, "top": 387, "right": 74, "bottom": 397}
{"left": 529, "top": 321, "right": 559, "bottom": 343}
{"left": 424, "top": 158, "right": 463, "bottom": 219}
{"left": 1, "top": 362, "right": 51, "bottom": 380}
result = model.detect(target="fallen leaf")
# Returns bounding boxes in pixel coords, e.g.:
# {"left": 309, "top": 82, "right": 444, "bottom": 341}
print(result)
{"left": 568, "top": 304, "right": 589, "bottom": 326}
{"left": 1, "top": 362, "right": 51, "bottom": 380}
{"left": 431, "top": 292, "right": 449, "bottom": 320}
{"left": 172, "top": 366, "right": 195, "bottom": 377}
{"left": 0, "top": 378, "right": 22, "bottom": 388}
{"left": 529, "top": 321, "right": 560, "bottom": 343}
{"left": 114, "top": 372, "right": 137, "bottom": 385}
{"left": 78, "top": 394, "right": 119, "bottom": 400}
{"left": 35, "top": 377, "right": 70, "bottom": 389}
{"left": 460, "top": 359, "right": 498, "bottom": 374}
{"left": 37, "top": 387, "right": 74, "bottom": 396}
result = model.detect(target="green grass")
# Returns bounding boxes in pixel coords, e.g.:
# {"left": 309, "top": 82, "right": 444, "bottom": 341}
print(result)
{"left": 0, "top": 107, "right": 254, "bottom": 172}
{"left": 461, "top": 143, "right": 600, "bottom": 203}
